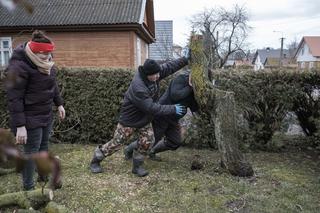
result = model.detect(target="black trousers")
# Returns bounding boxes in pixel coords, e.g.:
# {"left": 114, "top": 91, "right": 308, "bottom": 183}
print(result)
{"left": 152, "top": 116, "right": 181, "bottom": 150}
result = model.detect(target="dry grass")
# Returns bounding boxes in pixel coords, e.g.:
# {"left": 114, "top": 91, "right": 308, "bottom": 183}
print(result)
{"left": 1, "top": 144, "right": 320, "bottom": 212}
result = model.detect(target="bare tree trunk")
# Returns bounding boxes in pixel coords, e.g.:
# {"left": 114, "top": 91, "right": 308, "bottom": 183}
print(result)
{"left": 190, "top": 36, "right": 253, "bottom": 177}
{"left": 214, "top": 89, "right": 253, "bottom": 176}
{"left": 0, "top": 167, "right": 15, "bottom": 175}
{"left": 0, "top": 189, "right": 53, "bottom": 209}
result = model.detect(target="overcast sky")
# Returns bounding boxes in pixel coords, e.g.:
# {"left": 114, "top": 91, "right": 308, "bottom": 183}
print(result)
{"left": 153, "top": 0, "right": 320, "bottom": 50}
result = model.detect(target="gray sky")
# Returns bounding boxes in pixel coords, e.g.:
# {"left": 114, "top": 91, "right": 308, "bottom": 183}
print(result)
{"left": 153, "top": 0, "right": 320, "bottom": 50}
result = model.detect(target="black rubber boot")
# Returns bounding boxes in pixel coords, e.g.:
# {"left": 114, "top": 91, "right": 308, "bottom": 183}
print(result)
{"left": 90, "top": 145, "right": 105, "bottom": 173}
{"left": 37, "top": 175, "right": 49, "bottom": 183}
{"left": 123, "top": 140, "right": 138, "bottom": 160}
{"left": 149, "top": 140, "right": 171, "bottom": 161}
{"left": 132, "top": 150, "right": 149, "bottom": 177}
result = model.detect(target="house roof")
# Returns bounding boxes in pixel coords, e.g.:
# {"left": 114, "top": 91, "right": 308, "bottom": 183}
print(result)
{"left": 252, "top": 48, "right": 289, "bottom": 64}
{"left": 0, "top": 0, "right": 155, "bottom": 42}
{"left": 0, "top": 0, "right": 144, "bottom": 26}
{"left": 295, "top": 36, "right": 320, "bottom": 57}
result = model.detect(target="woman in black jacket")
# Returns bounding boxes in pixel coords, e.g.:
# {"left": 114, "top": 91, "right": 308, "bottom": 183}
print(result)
{"left": 90, "top": 58, "right": 189, "bottom": 177}
{"left": 6, "top": 30, "right": 65, "bottom": 190}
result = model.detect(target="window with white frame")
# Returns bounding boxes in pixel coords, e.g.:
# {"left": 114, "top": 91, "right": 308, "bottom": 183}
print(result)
{"left": 0, "top": 37, "right": 12, "bottom": 67}
{"left": 136, "top": 37, "right": 141, "bottom": 66}
{"left": 310, "top": 62, "right": 314, "bottom": 69}
{"left": 145, "top": 43, "right": 149, "bottom": 59}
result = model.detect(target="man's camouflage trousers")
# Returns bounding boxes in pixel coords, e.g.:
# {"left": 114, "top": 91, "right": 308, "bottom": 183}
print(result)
{"left": 101, "top": 123, "right": 154, "bottom": 156}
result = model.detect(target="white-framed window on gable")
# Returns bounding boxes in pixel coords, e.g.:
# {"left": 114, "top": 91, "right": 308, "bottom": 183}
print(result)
{"left": 0, "top": 37, "right": 12, "bottom": 67}
{"left": 145, "top": 43, "right": 149, "bottom": 59}
{"left": 136, "top": 37, "right": 141, "bottom": 66}
{"left": 310, "top": 62, "right": 314, "bottom": 69}
{"left": 301, "top": 45, "right": 305, "bottom": 56}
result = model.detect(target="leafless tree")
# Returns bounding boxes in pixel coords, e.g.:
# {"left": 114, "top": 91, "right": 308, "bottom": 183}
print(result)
{"left": 286, "top": 38, "right": 299, "bottom": 60}
{"left": 190, "top": 4, "right": 251, "bottom": 68}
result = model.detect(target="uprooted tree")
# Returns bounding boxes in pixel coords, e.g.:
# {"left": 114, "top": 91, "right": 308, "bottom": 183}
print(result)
{"left": 190, "top": 35, "right": 254, "bottom": 177}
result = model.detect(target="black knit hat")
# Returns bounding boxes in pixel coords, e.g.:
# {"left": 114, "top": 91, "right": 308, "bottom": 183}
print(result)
{"left": 143, "top": 59, "right": 161, "bottom": 75}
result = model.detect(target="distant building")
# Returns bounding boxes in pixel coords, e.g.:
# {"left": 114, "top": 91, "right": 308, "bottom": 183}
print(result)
{"left": 149, "top": 20, "right": 173, "bottom": 61}
{"left": 252, "top": 48, "right": 290, "bottom": 71}
{"left": 295, "top": 36, "right": 320, "bottom": 70}
{"left": 224, "top": 50, "right": 253, "bottom": 69}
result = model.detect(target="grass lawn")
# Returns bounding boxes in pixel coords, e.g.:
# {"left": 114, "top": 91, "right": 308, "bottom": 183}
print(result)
{"left": 1, "top": 144, "right": 320, "bottom": 213}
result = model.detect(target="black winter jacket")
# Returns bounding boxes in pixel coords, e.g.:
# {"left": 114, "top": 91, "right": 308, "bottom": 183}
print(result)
{"left": 5, "top": 43, "right": 63, "bottom": 129}
{"left": 159, "top": 73, "right": 199, "bottom": 120}
{"left": 118, "top": 57, "right": 188, "bottom": 128}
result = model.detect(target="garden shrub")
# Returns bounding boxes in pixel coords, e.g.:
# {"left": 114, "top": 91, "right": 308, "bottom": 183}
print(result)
{"left": 2, "top": 67, "right": 320, "bottom": 150}
{"left": 186, "top": 68, "right": 320, "bottom": 150}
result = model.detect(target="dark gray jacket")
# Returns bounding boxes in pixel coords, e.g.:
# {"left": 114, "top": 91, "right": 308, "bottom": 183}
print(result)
{"left": 160, "top": 74, "right": 198, "bottom": 111}
{"left": 5, "top": 43, "right": 63, "bottom": 130}
{"left": 118, "top": 57, "right": 188, "bottom": 128}
{"left": 158, "top": 73, "right": 199, "bottom": 120}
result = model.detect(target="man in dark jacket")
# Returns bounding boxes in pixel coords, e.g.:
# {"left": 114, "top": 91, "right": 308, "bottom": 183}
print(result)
{"left": 124, "top": 71, "right": 198, "bottom": 161}
{"left": 90, "top": 57, "right": 189, "bottom": 177}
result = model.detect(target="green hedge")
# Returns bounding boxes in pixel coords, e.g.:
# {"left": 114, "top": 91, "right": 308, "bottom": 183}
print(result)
{"left": 52, "top": 68, "right": 134, "bottom": 144}
{"left": 190, "top": 68, "right": 320, "bottom": 150}
{"left": 1, "top": 67, "right": 320, "bottom": 150}
{"left": 0, "top": 68, "right": 134, "bottom": 144}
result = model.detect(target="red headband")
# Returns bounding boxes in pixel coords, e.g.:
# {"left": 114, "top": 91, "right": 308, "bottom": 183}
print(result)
{"left": 28, "top": 41, "right": 55, "bottom": 53}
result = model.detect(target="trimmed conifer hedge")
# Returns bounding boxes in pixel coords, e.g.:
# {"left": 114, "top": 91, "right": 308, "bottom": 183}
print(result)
{"left": 52, "top": 68, "right": 134, "bottom": 144}
{"left": 1, "top": 67, "right": 320, "bottom": 149}
{"left": 0, "top": 68, "right": 134, "bottom": 144}
{"left": 188, "top": 68, "right": 320, "bottom": 149}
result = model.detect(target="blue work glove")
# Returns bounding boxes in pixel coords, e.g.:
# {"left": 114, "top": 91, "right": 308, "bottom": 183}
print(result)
{"left": 175, "top": 104, "right": 187, "bottom": 116}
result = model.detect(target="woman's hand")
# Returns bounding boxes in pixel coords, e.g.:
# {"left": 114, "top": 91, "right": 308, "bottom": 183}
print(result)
{"left": 16, "top": 126, "right": 27, "bottom": 144}
{"left": 58, "top": 105, "right": 65, "bottom": 120}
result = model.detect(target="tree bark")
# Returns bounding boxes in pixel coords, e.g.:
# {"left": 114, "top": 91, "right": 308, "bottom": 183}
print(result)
{"left": 214, "top": 89, "right": 253, "bottom": 177}
{"left": 45, "top": 201, "right": 68, "bottom": 213}
{"left": 0, "top": 189, "right": 53, "bottom": 209}
{"left": 15, "top": 210, "right": 41, "bottom": 213}
{"left": 190, "top": 35, "right": 254, "bottom": 177}
{"left": 0, "top": 167, "right": 15, "bottom": 175}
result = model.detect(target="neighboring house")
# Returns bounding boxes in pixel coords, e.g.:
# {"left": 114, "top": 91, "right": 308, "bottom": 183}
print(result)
{"left": 149, "top": 20, "right": 173, "bottom": 61}
{"left": 224, "top": 59, "right": 236, "bottom": 68}
{"left": 295, "top": 36, "right": 320, "bottom": 70}
{"left": 252, "top": 48, "right": 289, "bottom": 71}
{"left": 224, "top": 50, "right": 253, "bottom": 69}
{"left": 0, "top": 0, "right": 156, "bottom": 68}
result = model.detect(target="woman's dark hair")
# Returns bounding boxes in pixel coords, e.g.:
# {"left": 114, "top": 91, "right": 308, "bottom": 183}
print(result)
{"left": 31, "top": 30, "right": 52, "bottom": 43}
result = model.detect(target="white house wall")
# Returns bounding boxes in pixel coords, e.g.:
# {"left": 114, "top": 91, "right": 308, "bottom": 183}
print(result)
{"left": 254, "top": 55, "right": 264, "bottom": 71}
{"left": 296, "top": 43, "right": 320, "bottom": 62}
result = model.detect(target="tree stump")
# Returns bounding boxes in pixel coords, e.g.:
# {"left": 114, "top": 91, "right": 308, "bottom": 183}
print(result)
{"left": 190, "top": 35, "right": 254, "bottom": 177}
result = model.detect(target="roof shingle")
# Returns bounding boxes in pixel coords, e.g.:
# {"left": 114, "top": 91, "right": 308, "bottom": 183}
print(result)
{"left": 304, "top": 36, "right": 320, "bottom": 57}
{"left": 0, "top": 0, "right": 144, "bottom": 27}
